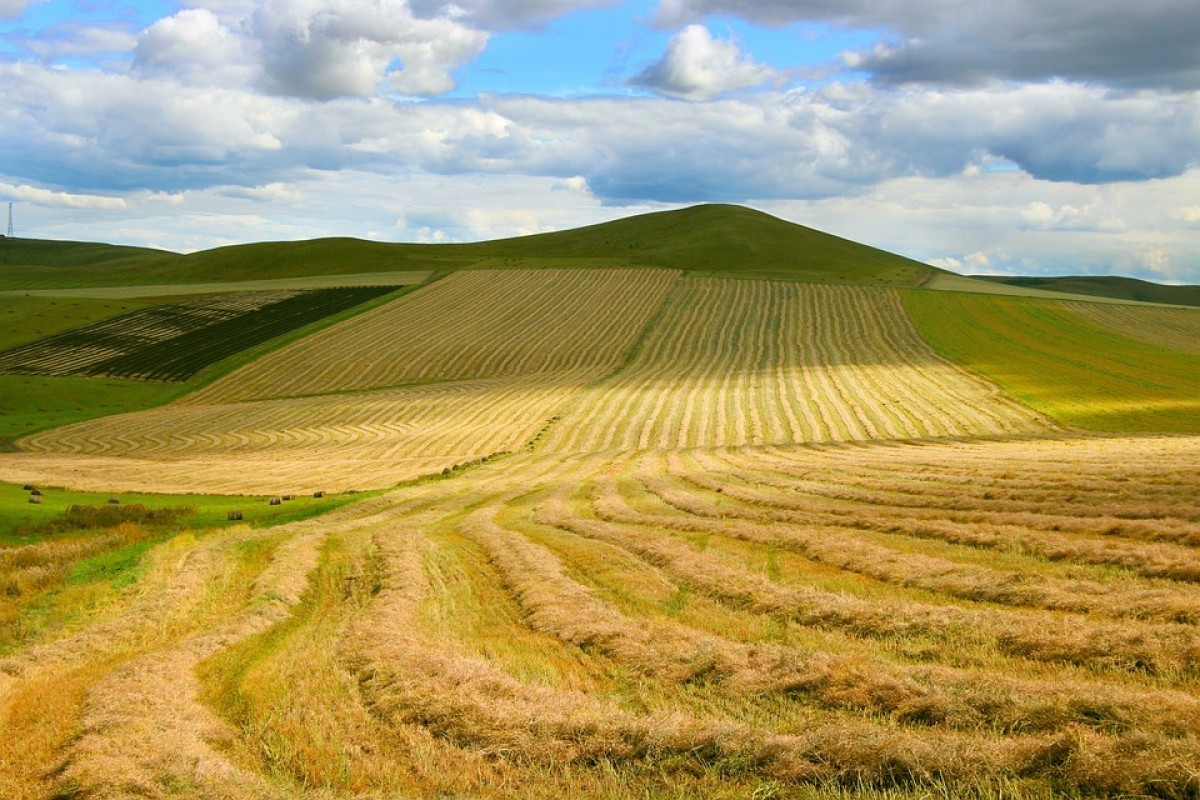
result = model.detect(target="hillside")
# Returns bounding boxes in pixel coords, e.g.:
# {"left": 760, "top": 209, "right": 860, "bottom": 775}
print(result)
{"left": 448, "top": 203, "right": 939, "bottom": 286}
{"left": 0, "top": 205, "right": 938, "bottom": 289}
{"left": 976, "top": 274, "right": 1200, "bottom": 307}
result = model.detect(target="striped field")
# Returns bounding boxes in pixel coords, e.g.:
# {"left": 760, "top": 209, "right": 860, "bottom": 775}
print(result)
{"left": 1, "top": 266, "right": 1198, "bottom": 799}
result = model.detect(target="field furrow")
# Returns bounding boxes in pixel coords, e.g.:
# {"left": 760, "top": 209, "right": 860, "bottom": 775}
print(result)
{"left": 540, "top": 280, "right": 1056, "bottom": 454}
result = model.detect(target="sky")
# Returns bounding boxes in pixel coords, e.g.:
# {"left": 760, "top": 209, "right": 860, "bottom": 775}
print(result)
{"left": 1, "top": 1, "right": 1199, "bottom": 283}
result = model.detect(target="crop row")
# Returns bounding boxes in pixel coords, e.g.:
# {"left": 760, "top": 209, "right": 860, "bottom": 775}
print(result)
{"left": 540, "top": 278, "right": 1056, "bottom": 453}
{"left": 184, "top": 268, "right": 680, "bottom": 404}
{"left": 0, "top": 286, "right": 397, "bottom": 382}
{"left": 8, "top": 435, "right": 1199, "bottom": 798}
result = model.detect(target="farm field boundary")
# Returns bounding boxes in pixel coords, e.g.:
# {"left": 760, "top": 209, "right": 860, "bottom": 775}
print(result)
{"left": 0, "top": 270, "right": 434, "bottom": 300}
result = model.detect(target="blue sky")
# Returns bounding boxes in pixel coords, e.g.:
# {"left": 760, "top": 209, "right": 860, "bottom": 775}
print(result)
{"left": 2, "top": 0, "right": 1198, "bottom": 282}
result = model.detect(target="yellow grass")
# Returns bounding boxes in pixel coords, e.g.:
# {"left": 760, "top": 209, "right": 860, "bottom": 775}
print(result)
{"left": 2, "top": 269, "right": 1199, "bottom": 798}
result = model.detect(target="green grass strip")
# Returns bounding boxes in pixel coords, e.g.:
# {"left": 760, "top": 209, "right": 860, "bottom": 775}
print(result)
{"left": 902, "top": 291, "right": 1200, "bottom": 434}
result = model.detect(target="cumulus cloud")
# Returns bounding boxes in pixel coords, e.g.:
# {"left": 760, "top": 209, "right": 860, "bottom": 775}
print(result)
{"left": 24, "top": 21, "right": 138, "bottom": 59}
{"left": 653, "top": 0, "right": 1200, "bottom": 90}
{"left": 5, "top": 59, "right": 1198, "bottom": 202}
{"left": 133, "top": 1, "right": 488, "bottom": 98}
{"left": 632, "top": 24, "right": 780, "bottom": 101}
{"left": 408, "top": 0, "right": 618, "bottom": 30}
{"left": 134, "top": 9, "right": 256, "bottom": 86}
{"left": 0, "top": 0, "right": 40, "bottom": 21}
{"left": 0, "top": 181, "right": 127, "bottom": 210}
{"left": 252, "top": 0, "right": 488, "bottom": 98}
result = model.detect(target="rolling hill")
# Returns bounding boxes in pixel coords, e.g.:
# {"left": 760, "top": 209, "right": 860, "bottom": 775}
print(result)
{"left": 2, "top": 204, "right": 939, "bottom": 289}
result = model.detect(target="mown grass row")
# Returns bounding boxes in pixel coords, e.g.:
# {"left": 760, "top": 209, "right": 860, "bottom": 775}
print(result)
{"left": 0, "top": 286, "right": 399, "bottom": 383}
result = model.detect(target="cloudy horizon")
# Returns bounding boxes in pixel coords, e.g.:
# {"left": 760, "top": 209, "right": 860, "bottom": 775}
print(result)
{"left": 2, "top": 0, "right": 1198, "bottom": 283}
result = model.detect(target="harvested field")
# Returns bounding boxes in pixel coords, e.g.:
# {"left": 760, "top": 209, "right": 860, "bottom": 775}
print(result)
{"left": 1063, "top": 301, "right": 1200, "bottom": 355}
{"left": 0, "top": 272, "right": 1056, "bottom": 494}
{"left": 540, "top": 279, "right": 1056, "bottom": 453}
{"left": 4, "top": 435, "right": 1200, "bottom": 799}
{"left": 0, "top": 286, "right": 398, "bottom": 382}
{"left": 2, "top": 265, "right": 1200, "bottom": 798}
{"left": 186, "top": 268, "right": 681, "bottom": 403}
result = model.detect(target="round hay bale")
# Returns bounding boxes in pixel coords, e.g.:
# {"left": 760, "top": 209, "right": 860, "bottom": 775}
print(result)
{"left": 227, "top": 510, "right": 244, "bottom": 521}
{"left": 29, "top": 488, "right": 42, "bottom": 497}
{"left": 108, "top": 496, "right": 121, "bottom": 504}
{"left": 269, "top": 497, "right": 282, "bottom": 506}
{"left": 28, "top": 495, "right": 42, "bottom": 505}
{"left": 23, "top": 484, "right": 34, "bottom": 491}
{"left": 313, "top": 490, "right": 325, "bottom": 498}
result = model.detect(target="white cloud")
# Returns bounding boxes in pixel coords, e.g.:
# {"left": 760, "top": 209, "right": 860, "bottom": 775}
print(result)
{"left": 408, "top": 0, "right": 619, "bottom": 30}
{"left": 251, "top": 0, "right": 488, "bottom": 98}
{"left": 0, "top": 0, "right": 40, "bottom": 21}
{"left": 25, "top": 22, "right": 138, "bottom": 59}
{"left": 132, "top": 2, "right": 489, "bottom": 99}
{"left": 134, "top": 9, "right": 256, "bottom": 86}
{"left": 759, "top": 168, "right": 1200, "bottom": 282}
{"left": 652, "top": 0, "right": 1200, "bottom": 90}
{"left": 0, "top": 182, "right": 127, "bottom": 210}
{"left": 632, "top": 24, "right": 779, "bottom": 101}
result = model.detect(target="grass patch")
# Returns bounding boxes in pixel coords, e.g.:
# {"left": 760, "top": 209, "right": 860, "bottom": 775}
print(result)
{"left": 903, "top": 291, "right": 1200, "bottom": 433}
{"left": 0, "top": 374, "right": 180, "bottom": 447}
{"left": 0, "top": 295, "right": 152, "bottom": 350}
{"left": 0, "top": 481, "right": 358, "bottom": 544}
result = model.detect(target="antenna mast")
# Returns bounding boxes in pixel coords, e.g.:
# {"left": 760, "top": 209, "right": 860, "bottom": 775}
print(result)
{"left": 5, "top": 203, "right": 12, "bottom": 238}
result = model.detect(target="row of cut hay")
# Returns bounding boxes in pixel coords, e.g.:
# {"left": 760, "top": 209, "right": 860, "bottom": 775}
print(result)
{"left": 539, "top": 280, "right": 1057, "bottom": 454}
{"left": 1063, "top": 301, "right": 1200, "bottom": 355}
{"left": 578, "top": 451, "right": 1200, "bottom": 678}
{"left": 0, "top": 290, "right": 303, "bottom": 377}
{"left": 528, "top": 479, "right": 1200, "bottom": 738}
{"left": 1, "top": 375, "right": 587, "bottom": 493}
{"left": 183, "top": 268, "right": 680, "bottom": 404}
{"left": 644, "top": 449, "right": 1200, "bottom": 624}
{"left": 8, "top": 442, "right": 1200, "bottom": 797}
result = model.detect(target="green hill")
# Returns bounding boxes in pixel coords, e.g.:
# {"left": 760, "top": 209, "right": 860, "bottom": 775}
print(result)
{"left": 0, "top": 205, "right": 939, "bottom": 289}
{"left": 975, "top": 275, "right": 1200, "bottom": 307}
{"left": 448, "top": 204, "right": 939, "bottom": 286}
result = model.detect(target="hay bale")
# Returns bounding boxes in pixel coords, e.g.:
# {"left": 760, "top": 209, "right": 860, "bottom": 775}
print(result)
{"left": 313, "top": 491, "right": 325, "bottom": 498}
{"left": 28, "top": 495, "right": 42, "bottom": 505}
{"left": 269, "top": 497, "right": 282, "bottom": 506}
{"left": 23, "top": 484, "right": 34, "bottom": 491}
{"left": 227, "top": 510, "right": 244, "bottom": 521}
{"left": 108, "top": 496, "right": 121, "bottom": 504}
{"left": 282, "top": 494, "right": 293, "bottom": 502}
{"left": 29, "top": 488, "right": 42, "bottom": 497}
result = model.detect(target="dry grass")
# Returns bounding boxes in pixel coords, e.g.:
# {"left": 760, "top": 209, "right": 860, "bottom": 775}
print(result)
{"left": 2, "top": 270, "right": 1199, "bottom": 798}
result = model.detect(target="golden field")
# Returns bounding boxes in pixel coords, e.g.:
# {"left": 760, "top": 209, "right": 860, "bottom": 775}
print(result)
{"left": 1, "top": 262, "right": 1199, "bottom": 799}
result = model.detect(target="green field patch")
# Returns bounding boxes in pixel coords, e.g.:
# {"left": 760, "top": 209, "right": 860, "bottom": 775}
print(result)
{"left": 0, "top": 295, "right": 152, "bottom": 350}
{"left": 903, "top": 291, "right": 1200, "bottom": 433}
{"left": 0, "top": 373, "right": 179, "bottom": 446}
{"left": 0, "top": 481, "right": 355, "bottom": 544}
{"left": 0, "top": 285, "right": 399, "bottom": 382}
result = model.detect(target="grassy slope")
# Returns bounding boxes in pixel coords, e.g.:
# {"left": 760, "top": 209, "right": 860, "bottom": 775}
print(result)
{"left": 0, "top": 296, "right": 152, "bottom": 349}
{"left": 1, "top": 205, "right": 941, "bottom": 289}
{"left": 903, "top": 291, "right": 1200, "bottom": 433}
{"left": 0, "top": 284, "right": 418, "bottom": 446}
{"left": 452, "top": 204, "right": 939, "bottom": 286}
{"left": 976, "top": 275, "right": 1200, "bottom": 307}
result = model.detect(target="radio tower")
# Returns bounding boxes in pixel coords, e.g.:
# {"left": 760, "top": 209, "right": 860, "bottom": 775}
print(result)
{"left": 5, "top": 203, "right": 12, "bottom": 238}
